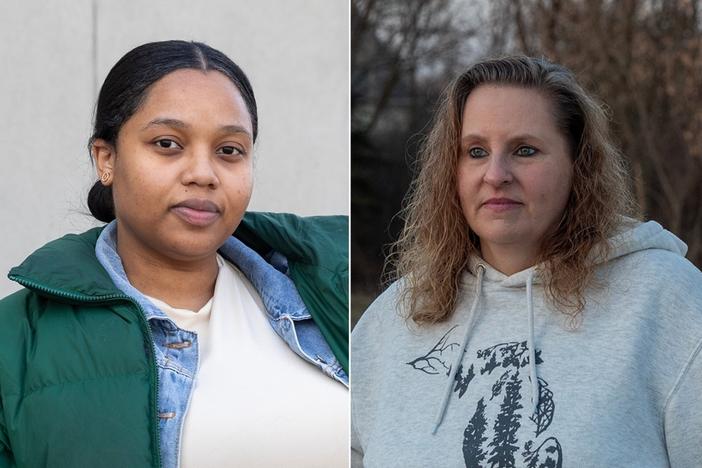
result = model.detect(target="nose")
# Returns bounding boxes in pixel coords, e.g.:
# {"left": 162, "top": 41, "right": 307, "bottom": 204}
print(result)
{"left": 181, "top": 146, "right": 220, "bottom": 189}
{"left": 483, "top": 153, "right": 513, "bottom": 187}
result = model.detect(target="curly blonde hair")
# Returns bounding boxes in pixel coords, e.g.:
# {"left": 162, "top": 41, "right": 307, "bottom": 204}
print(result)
{"left": 388, "top": 56, "right": 639, "bottom": 324}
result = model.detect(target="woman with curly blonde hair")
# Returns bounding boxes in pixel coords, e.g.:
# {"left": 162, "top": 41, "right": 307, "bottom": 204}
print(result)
{"left": 351, "top": 56, "right": 702, "bottom": 467}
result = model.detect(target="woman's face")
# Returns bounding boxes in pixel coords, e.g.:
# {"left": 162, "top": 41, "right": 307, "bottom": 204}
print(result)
{"left": 457, "top": 84, "right": 573, "bottom": 259}
{"left": 94, "top": 69, "right": 254, "bottom": 261}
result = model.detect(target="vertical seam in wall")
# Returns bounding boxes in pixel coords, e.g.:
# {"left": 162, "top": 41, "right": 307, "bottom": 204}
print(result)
{"left": 91, "top": 0, "right": 98, "bottom": 101}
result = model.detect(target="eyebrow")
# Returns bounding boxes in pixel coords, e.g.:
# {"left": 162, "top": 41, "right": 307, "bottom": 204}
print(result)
{"left": 141, "top": 118, "right": 252, "bottom": 139}
{"left": 460, "top": 133, "right": 546, "bottom": 146}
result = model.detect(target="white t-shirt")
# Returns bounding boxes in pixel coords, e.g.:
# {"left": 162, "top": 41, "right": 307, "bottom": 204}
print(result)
{"left": 148, "top": 255, "right": 348, "bottom": 467}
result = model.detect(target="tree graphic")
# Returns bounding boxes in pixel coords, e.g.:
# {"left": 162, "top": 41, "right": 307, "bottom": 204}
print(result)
{"left": 454, "top": 363, "right": 476, "bottom": 398}
{"left": 408, "top": 338, "right": 564, "bottom": 465}
{"left": 463, "top": 397, "right": 489, "bottom": 467}
{"left": 487, "top": 372, "right": 523, "bottom": 467}
{"left": 406, "top": 325, "right": 459, "bottom": 375}
{"left": 491, "top": 371, "right": 511, "bottom": 400}
{"left": 478, "top": 342, "right": 542, "bottom": 375}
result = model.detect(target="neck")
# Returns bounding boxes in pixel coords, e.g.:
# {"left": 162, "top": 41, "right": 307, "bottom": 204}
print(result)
{"left": 116, "top": 224, "right": 219, "bottom": 311}
{"left": 480, "top": 242, "right": 539, "bottom": 276}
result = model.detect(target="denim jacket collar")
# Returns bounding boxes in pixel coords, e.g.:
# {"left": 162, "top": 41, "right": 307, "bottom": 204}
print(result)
{"left": 95, "top": 222, "right": 168, "bottom": 322}
{"left": 95, "top": 220, "right": 348, "bottom": 386}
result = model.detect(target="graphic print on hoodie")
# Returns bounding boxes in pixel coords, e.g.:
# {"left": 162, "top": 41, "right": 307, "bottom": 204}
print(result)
{"left": 408, "top": 327, "right": 561, "bottom": 468}
{"left": 352, "top": 220, "right": 702, "bottom": 468}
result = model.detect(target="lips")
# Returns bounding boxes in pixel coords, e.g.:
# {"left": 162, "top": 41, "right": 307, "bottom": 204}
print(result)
{"left": 171, "top": 199, "right": 221, "bottom": 227}
{"left": 481, "top": 197, "right": 522, "bottom": 212}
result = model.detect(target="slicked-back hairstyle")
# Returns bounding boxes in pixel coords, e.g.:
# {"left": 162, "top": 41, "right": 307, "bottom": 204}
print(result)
{"left": 87, "top": 40, "right": 258, "bottom": 223}
{"left": 389, "top": 56, "right": 638, "bottom": 324}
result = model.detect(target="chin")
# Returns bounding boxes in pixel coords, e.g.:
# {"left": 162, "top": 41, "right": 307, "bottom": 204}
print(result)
{"left": 162, "top": 231, "right": 228, "bottom": 260}
{"left": 474, "top": 224, "right": 528, "bottom": 247}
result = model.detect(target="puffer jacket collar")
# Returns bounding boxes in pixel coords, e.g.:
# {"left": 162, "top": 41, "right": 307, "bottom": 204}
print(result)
{"left": 9, "top": 222, "right": 348, "bottom": 386}
{"left": 9, "top": 225, "right": 311, "bottom": 323}
{"left": 9, "top": 227, "right": 117, "bottom": 301}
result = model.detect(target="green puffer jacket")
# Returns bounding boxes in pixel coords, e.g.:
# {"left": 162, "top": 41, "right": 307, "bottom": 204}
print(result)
{"left": 0, "top": 212, "right": 348, "bottom": 467}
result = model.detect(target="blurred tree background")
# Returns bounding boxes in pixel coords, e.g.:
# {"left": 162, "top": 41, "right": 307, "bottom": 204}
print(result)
{"left": 351, "top": 0, "right": 702, "bottom": 325}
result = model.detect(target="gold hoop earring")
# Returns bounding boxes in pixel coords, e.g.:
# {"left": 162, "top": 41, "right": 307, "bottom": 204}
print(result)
{"left": 100, "top": 171, "right": 112, "bottom": 185}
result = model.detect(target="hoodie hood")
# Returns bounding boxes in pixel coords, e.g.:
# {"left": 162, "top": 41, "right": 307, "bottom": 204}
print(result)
{"left": 433, "top": 219, "right": 688, "bottom": 434}
{"left": 597, "top": 218, "right": 687, "bottom": 261}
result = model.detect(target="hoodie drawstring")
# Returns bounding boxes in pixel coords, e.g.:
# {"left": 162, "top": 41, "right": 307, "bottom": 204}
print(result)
{"left": 526, "top": 270, "right": 539, "bottom": 417}
{"left": 431, "top": 265, "right": 540, "bottom": 435}
{"left": 431, "top": 265, "right": 485, "bottom": 435}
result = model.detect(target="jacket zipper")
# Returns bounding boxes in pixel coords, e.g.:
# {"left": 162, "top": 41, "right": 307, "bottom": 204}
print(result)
{"left": 9, "top": 275, "right": 163, "bottom": 468}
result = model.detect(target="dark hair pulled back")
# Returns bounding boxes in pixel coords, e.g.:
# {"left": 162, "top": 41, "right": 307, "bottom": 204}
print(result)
{"left": 87, "top": 40, "right": 258, "bottom": 222}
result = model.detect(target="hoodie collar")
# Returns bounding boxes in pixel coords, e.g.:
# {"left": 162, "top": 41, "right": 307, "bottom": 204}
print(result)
{"left": 466, "top": 255, "right": 543, "bottom": 288}
{"left": 465, "top": 219, "right": 687, "bottom": 288}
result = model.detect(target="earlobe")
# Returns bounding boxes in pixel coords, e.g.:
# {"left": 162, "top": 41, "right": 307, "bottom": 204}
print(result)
{"left": 92, "top": 139, "right": 115, "bottom": 186}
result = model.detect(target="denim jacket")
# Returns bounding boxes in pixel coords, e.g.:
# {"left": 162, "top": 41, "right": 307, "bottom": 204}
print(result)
{"left": 95, "top": 221, "right": 348, "bottom": 468}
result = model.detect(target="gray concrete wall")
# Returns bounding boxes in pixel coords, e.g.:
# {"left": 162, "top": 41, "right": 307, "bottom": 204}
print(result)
{"left": 0, "top": 0, "right": 349, "bottom": 297}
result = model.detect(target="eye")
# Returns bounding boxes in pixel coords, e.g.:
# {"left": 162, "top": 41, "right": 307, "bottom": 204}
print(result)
{"left": 515, "top": 146, "right": 537, "bottom": 157}
{"left": 468, "top": 147, "right": 488, "bottom": 158}
{"left": 216, "top": 146, "right": 245, "bottom": 157}
{"left": 154, "top": 139, "right": 182, "bottom": 150}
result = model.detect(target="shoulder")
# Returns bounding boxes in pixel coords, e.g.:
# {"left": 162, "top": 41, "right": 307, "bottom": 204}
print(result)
{"left": 0, "top": 227, "right": 108, "bottom": 322}
{"left": 16, "top": 228, "right": 104, "bottom": 264}
{"left": 604, "top": 246, "right": 702, "bottom": 334}
{"left": 607, "top": 247, "right": 702, "bottom": 303}
{"left": 353, "top": 281, "right": 405, "bottom": 336}
{"left": 237, "top": 211, "right": 347, "bottom": 265}
{"left": 351, "top": 282, "right": 408, "bottom": 400}
{"left": 351, "top": 280, "right": 414, "bottom": 366}
{"left": 601, "top": 246, "right": 702, "bottom": 385}
{"left": 240, "top": 211, "right": 347, "bottom": 242}
{"left": 0, "top": 288, "right": 42, "bottom": 390}
{"left": 0, "top": 287, "right": 35, "bottom": 322}
{"left": 0, "top": 286, "right": 89, "bottom": 345}
{"left": 602, "top": 219, "right": 701, "bottom": 295}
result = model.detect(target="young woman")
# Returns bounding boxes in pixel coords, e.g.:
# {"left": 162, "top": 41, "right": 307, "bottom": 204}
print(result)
{"left": 0, "top": 40, "right": 348, "bottom": 468}
{"left": 351, "top": 56, "right": 702, "bottom": 467}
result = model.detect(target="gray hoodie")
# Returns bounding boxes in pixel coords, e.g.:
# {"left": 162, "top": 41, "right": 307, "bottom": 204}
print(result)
{"left": 351, "top": 221, "right": 702, "bottom": 467}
